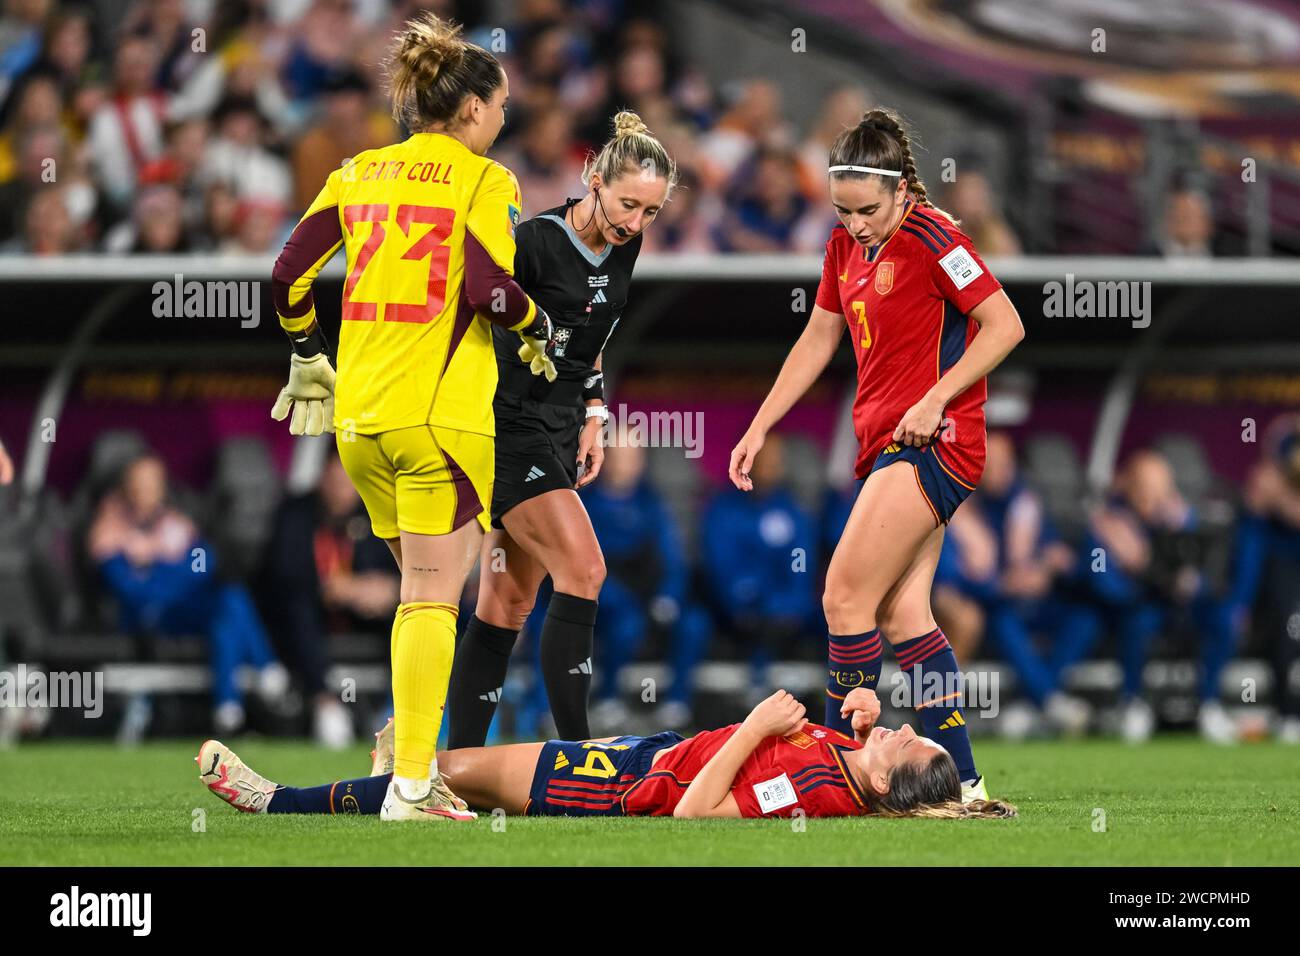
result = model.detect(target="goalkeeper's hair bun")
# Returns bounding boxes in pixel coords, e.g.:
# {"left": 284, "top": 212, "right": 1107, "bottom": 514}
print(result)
{"left": 386, "top": 11, "right": 503, "bottom": 130}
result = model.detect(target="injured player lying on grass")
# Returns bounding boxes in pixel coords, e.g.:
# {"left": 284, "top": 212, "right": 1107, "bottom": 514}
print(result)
{"left": 198, "top": 688, "right": 1017, "bottom": 820}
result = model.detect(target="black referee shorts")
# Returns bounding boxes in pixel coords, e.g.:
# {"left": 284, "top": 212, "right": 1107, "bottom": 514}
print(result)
{"left": 491, "top": 391, "right": 585, "bottom": 529}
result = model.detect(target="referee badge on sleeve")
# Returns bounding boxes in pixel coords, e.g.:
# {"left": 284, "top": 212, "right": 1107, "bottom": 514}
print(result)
{"left": 552, "top": 326, "right": 571, "bottom": 357}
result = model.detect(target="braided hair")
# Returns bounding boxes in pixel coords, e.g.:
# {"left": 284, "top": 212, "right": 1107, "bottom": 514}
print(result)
{"left": 828, "top": 107, "right": 957, "bottom": 223}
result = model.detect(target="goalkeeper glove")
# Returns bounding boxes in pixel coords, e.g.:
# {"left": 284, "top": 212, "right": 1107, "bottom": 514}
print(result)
{"left": 516, "top": 307, "right": 557, "bottom": 383}
{"left": 271, "top": 323, "right": 336, "bottom": 436}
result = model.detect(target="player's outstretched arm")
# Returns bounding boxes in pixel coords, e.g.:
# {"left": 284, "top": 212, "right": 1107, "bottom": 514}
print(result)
{"left": 730, "top": 305, "right": 846, "bottom": 490}
{"left": 673, "top": 690, "right": 808, "bottom": 818}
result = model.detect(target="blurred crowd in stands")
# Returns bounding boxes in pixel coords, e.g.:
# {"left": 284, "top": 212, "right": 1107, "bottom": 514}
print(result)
{"left": 0, "top": 0, "right": 1027, "bottom": 258}
{"left": 0, "top": 0, "right": 1242, "bottom": 259}
{"left": 8, "top": 410, "right": 1299, "bottom": 748}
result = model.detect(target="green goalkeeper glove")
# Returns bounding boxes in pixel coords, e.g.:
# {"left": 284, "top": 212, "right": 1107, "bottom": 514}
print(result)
{"left": 516, "top": 307, "right": 557, "bottom": 383}
{"left": 272, "top": 324, "right": 336, "bottom": 436}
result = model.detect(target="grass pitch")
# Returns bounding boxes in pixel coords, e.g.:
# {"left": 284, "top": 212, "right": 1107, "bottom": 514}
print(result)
{"left": 1, "top": 738, "right": 1297, "bottom": 866}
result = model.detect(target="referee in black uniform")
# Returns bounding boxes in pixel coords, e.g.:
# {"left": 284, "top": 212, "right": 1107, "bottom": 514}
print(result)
{"left": 448, "top": 112, "right": 677, "bottom": 746}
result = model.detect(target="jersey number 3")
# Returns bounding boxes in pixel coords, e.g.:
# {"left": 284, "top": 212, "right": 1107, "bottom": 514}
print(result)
{"left": 851, "top": 301, "right": 872, "bottom": 349}
{"left": 342, "top": 203, "right": 456, "bottom": 323}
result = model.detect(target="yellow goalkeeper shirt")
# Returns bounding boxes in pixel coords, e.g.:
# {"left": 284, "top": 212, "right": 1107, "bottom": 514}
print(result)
{"left": 272, "top": 131, "right": 538, "bottom": 437}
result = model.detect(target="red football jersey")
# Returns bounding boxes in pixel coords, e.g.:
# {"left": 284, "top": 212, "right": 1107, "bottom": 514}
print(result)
{"left": 814, "top": 202, "right": 1002, "bottom": 486}
{"left": 620, "top": 723, "right": 871, "bottom": 818}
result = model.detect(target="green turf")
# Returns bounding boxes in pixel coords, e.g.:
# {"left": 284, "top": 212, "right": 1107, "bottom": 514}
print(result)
{"left": 1, "top": 738, "right": 1297, "bottom": 865}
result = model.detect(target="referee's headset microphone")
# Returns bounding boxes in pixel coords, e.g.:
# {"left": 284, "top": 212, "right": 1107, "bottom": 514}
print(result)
{"left": 594, "top": 185, "right": 645, "bottom": 240}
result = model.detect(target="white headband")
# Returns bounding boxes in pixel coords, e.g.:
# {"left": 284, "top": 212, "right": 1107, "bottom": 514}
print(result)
{"left": 828, "top": 164, "right": 902, "bottom": 177}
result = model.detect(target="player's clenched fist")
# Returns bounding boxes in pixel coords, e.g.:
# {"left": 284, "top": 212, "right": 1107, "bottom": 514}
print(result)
{"left": 839, "top": 687, "right": 881, "bottom": 741}
{"left": 741, "top": 689, "right": 808, "bottom": 738}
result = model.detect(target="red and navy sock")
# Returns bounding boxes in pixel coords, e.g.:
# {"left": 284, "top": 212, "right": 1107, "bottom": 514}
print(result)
{"left": 894, "top": 628, "right": 978, "bottom": 783}
{"left": 266, "top": 774, "right": 390, "bottom": 815}
{"left": 824, "top": 628, "right": 883, "bottom": 735}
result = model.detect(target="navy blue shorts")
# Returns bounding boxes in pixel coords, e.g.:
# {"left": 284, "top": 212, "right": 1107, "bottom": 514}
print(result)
{"left": 868, "top": 442, "right": 975, "bottom": 525}
{"left": 525, "top": 732, "right": 685, "bottom": 817}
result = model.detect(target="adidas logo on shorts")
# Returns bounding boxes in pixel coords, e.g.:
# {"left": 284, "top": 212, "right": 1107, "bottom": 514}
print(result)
{"left": 479, "top": 688, "right": 502, "bottom": 703}
{"left": 524, "top": 466, "right": 546, "bottom": 482}
{"left": 569, "top": 658, "right": 592, "bottom": 675}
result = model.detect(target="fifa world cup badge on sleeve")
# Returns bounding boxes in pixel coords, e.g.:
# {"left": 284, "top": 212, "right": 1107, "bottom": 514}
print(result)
{"left": 939, "top": 245, "right": 983, "bottom": 290}
{"left": 753, "top": 774, "right": 799, "bottom": 814}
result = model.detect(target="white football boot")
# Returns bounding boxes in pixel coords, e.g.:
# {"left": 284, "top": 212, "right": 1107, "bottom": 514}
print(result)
{"left": 961, "top": 775, "right": 989, "bottom": 804}
{"left": 379, "top": 776, "right": 476, "bottom": 822}
{"left": 374, "top": 717, "right": 475, "bottom": 822}
{"left": 197, "top": 739, "right": 277, "bottom": 813}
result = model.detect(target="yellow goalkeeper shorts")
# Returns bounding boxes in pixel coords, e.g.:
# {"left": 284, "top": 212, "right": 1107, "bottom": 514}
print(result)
{"left": 336, "top": 425, "right": 492, "bottom": 540}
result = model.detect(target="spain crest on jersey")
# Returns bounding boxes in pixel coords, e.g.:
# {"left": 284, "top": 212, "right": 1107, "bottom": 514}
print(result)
{"left": 875, "top": 260, "right": 894, "bottom": 295}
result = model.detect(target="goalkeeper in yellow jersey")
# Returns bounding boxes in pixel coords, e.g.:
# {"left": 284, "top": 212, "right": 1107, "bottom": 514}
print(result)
{"left": 269, "top": 12, "right": 553, "bottom": 822}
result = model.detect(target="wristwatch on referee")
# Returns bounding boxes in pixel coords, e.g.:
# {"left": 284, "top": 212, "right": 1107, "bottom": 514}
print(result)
{"left": 585, "top": 404, "right": 609, "bottom": 424}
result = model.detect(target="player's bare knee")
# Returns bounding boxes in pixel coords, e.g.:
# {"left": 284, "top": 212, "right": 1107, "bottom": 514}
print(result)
{"left": 822, "top": 582, "right": 874, "bottom": 632}
{"left": 399, "top": 576, "right": 446, "bottom": 606}
{"left": 876, "top": 606, "right": 898, "bottom": 642}
{"left": 555, "top": 554, "right": 605, "bottom": 599}
{"left": 504, "top": 596, "right": 536, "bottom": 631}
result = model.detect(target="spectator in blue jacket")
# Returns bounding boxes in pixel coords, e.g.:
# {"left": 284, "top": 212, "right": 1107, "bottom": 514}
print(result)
{"left": 89, "top": 452, "right": 284, "bottom": 734}
{"left": 702, "top": 432, "right": 819, "bottom": 687}
{"left": 571, "top": 440, "right": 710, "bottom": 730}
{"left": 1228, "top": 417, "right": 1300, "bottom": 744}
{"left": 953, "top": 432, "right": 1093, "bottom": 737}
{"left": 1074, "top": 449, "right": 1238, "bottom": 743}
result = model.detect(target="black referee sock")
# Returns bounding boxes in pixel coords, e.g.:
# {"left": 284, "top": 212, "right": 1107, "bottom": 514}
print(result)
{"left": 447, "top": 615, "right": 519, "bottom": 750}
{"left": 540, "top": 592, "right": 598, "bottom": 740}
